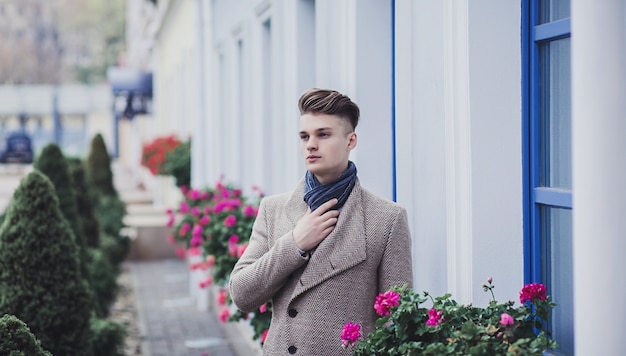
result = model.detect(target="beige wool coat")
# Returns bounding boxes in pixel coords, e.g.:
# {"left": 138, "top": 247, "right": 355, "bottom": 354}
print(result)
{"left": 229, "top": 179, "right": 413, "bottom": 355}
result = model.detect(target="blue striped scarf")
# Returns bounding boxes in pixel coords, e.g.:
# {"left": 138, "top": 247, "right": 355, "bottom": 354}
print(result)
{"left": 303, "top": 161, "right": 357, "bottom": 211}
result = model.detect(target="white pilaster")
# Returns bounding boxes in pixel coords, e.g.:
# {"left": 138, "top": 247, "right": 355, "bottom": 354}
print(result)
{"left": 443, "top": 0, "right": 473, "bottom": 304}
{"left": 572, "top": 1, "right": 626, "bottom": 354}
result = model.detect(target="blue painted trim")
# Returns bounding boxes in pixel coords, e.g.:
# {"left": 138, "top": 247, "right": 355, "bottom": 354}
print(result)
{"left": 534, "top": 187, "right": 573, "bottom": 208}
{"left": 391, "top": 0, "right": 397, "bottom": 202}
{"left": 521, "top": 0, "right": 532, "bottom": 284}
{"left": 523, "top": 0, "right": 544, "bottom": 284}
{"left": 525, "top": 1, "right": 573, "bottom": 286}
{"left": 534, "top": 18, "right": 571, "bottom": 42}
{"left": 529, "top": 0, "right": 543, "bottom": 285}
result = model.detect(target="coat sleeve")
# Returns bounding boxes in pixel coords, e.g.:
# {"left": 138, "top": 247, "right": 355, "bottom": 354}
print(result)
{"left": 378, "top": 206, "right": 414, "bottom": 293}
{"left": 228, "top": 198, "right": 308, "bottom": 313}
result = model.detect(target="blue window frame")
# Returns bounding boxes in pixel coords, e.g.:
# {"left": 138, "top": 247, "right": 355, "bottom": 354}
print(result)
{"left": 522, "top": 1, "right": 572, "bottom": 355}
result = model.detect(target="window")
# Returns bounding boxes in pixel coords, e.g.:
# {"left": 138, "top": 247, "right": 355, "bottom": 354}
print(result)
{"left": 523, "top": 1, "right": 572, "bottom": 355}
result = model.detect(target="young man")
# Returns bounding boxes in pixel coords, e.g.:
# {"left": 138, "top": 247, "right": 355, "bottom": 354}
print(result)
{"left": 229, "top": 88, "right": 413, "bottom": 355}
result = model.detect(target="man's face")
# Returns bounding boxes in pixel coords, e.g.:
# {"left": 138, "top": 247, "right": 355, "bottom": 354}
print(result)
{"left": 299, "top": 113, "right": 357, "bottom": 184}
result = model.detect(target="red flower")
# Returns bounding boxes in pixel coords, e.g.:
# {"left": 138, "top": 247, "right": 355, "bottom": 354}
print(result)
{"left": 140, "top": 135, "right": 183, "bottom": 175}
{"left": 519, "top": 283, "right": 547, "bottom": 304}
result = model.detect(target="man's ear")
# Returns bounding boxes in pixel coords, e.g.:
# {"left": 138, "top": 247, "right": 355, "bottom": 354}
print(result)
{"left": 348, "top": 132, "right": 357, "bottom": 150}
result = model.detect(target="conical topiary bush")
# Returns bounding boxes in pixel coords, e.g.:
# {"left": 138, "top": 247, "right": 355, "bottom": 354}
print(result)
{"left": 0, "top": 171, "right": 94, "bottom": 355}
{"left": 85, "top": 134, "right": 130, "bottom": 267}
{"left": 86, "top": 133, "right": 117, "bottom": 197}
{"left": 34, "top": 144, "right": 85, "bottom": 245}
{"left": 0, "top": 314, "right": 51, "bottom": 356}
{"left": 68, "top": 157, "right": 100, "bottom": 249}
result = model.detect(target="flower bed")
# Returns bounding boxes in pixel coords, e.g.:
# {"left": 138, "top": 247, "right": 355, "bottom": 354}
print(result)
{"left": 342, "top": 278, "right": 558, "bottom": 355}
{"left": 165, "top": 180, "right": 271, "bottom": 345}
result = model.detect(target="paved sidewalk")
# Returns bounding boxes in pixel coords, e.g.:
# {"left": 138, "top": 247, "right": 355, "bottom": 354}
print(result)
{"left": 129, "top": 259, "right": 237, "bottom": 356}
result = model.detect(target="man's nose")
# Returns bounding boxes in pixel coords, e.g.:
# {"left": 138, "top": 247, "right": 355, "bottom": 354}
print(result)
{"left": 307, "top": 137, "right": 318, "bottom": 150}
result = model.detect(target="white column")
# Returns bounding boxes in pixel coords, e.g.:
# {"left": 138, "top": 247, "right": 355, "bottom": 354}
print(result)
{"left": 572, "top": 1, "right": 626, "bottom": 355}
{"left": 443, "top": 0, "right": 473, "bottom": 304}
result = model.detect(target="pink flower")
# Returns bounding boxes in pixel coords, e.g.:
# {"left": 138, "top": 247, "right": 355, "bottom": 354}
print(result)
{"left": 228, "top": 234, "right": 239, "bottom": 245}
{"left": 198, "top": 215, "right": 210, "bottom": 226}
{"left": 190, "top": 234, "right": 203, "bottom": 248}
{"left": 233, "top": 189, "right": 242, "bottom": 197}
{"left": 175, "top": 248, "right": 186, "bottom": 259}
{"left": 188, "top": 189, "right": 201, "bottom": 200}
{"left": 179, "top": 223, "right": 191, "bottom": 236}
{"left": 213, "top": 201, "right": 227, "bottom": 214}
{"left": 187, "top": 247, "right": 201, "bottom": 256}
{"left": 179, "top": 201, "right": 190, "bottom": 213}
{"left": 520, "top": 283, "right": 547, "bottom": 304}
{"left": 243, "top": 205, "right": 257, "bottom": 217}
{"left": 340, "top": 321, "right": 361, "bottom": 348}
{"left": 426, "top": 308, "right": 444, "bottom": 326}
{"left": 226, "top": 199, "right": 242, "bottom": 210}
{"left": 203, "top": 205, "right": 213, "bottom": 215}
{"left": 219, "top": 307, "right": 230, "bottom": 323}
{"left": 237, "top": 243, "right": 248, "bottom": 258}
{"left": 374, "top": 290, "right": 401, "bottom": 316}
{"left": 260, "top": 329, "right": 269, "bottom": 344}
{"left": 192, "top": 224, "right": 203, "bottom": 236}
{"left": 199, "top": 276, "right": 213, "bottom": 289}
{"left": 224, "top": 215, "right": 237, "bottom": 227}
{"left": 166, "top": 208, "right": 173, "bottom": 214}
{"left": 166, "top": 215, "right": 175, "bottom": 228}
{"left": 217, "top": 289, "right": 228, "bottom": 306}
{"left": 191, "top": 207, "right": 201, "bottom": 217}
{"left": 259, "top": 303, "right": 267, "bottom": 313}
{"left": 205, "top": 254, "right": 216, "bottom": 267}
{"left": 180, "top": 185, "right": 189, "bottom": 194}
{"left": 500, "top": 312, "right": 514, "bottom": 326}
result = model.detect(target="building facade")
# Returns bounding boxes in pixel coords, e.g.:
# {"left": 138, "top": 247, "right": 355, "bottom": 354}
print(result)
{"left": 128, "top": 1, "right": 626, "bottom": 354}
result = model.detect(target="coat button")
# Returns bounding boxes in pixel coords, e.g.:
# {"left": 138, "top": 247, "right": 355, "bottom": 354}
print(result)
{"left": 288, "top": 345, "right": 297, "bottom": 354}
{"left": 288, "top": 309, "right": 298, "bottom": 318}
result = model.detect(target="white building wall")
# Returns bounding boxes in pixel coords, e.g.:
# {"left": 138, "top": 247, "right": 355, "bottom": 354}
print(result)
{"left": 395, "top": 0, "right": 523, "bottom": 302}
{"left": 141, "top": 0, "right": 626, "bottom": 350}
{"left": 192, "top": 0, "right": 526, "bottom": 305}
{"left": 467, "top": 0, "right": 523, "bottom": 305}
{"left": 154, "top": 0, "right": 196, "bottom": 141}
{"left": 202, "top": 0, "right": 394, "bottom": 199}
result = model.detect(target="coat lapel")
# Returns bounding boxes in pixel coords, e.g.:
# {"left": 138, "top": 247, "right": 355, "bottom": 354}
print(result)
{"left": 290, "top": 180, "right": 367, "bottom": 301}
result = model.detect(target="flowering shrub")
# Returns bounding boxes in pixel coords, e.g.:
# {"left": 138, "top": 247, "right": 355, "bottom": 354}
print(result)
{"left": 165, "top": 179, "right": 272, "bottom": 344}
{"left": 141, "top": 135, "right": 183, "bottom": 175}
{"left": 343, "top": 278, "right": 558, "bottom": 356}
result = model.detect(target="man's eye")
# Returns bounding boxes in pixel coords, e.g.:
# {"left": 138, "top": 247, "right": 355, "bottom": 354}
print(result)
{"left": 319, "top": 133, "right": 329, "bottom": 137}
{"left": 300, "top": 135, "right": 309, "bottom": 140}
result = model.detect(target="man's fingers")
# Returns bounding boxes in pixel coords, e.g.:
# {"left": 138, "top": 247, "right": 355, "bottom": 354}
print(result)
{"left": 313, "top": 198, "right": 339, "bottom": 215}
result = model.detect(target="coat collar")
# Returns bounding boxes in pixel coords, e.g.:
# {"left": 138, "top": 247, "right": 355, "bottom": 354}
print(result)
{"left": 286, "top": 178, "right": 367, "bottom": 301}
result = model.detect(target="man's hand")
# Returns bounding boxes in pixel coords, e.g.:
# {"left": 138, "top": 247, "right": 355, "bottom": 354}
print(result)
{"left": 293, "top": 198, "right": 339, "bottom": 252}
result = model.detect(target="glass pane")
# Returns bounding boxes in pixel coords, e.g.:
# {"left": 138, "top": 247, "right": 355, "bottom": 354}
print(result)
{"left": 539, "top": 0, "right": 570, "bottom": 24}
{"left": 540, "top": 207, "right": 573, "bottom": 356}
{"left": 539, "top": 38, "right": 571, "bottom": 189}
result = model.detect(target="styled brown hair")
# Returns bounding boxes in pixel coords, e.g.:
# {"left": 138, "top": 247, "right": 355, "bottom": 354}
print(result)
{"left": 298, "top": 88, "right": 360, "bottom": 132}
